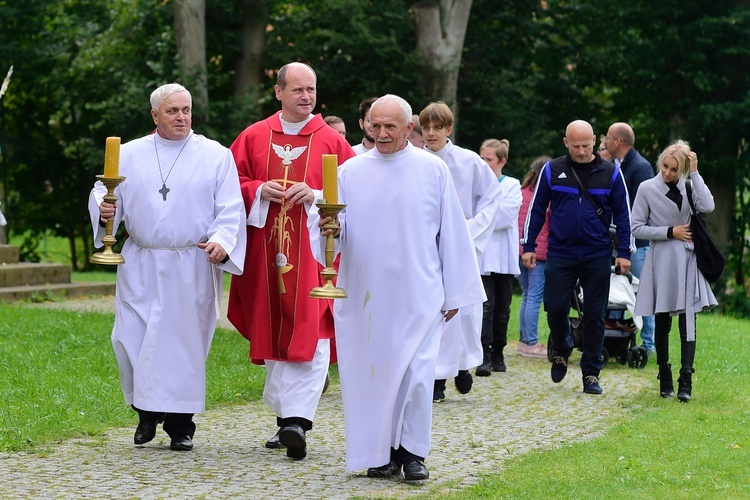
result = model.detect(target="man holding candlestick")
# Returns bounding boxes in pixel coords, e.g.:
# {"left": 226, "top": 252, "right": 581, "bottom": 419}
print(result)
{"left": 309, "top": 95, "right": 485, "bottom": 481}
{"left": 227, "top": 62, "right": 355, "bottom": 460}
{"left": 89, "top": 83, "right": 247, "bottom": 451}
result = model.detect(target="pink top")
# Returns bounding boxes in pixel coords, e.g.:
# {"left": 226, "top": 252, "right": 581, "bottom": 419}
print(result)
{"left": 518, "top": 185, "right": 550, "bottom": 261}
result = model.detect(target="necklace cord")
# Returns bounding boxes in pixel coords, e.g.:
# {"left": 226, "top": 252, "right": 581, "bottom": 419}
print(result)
{"left": 155, "top": 134, "right": 192, "bottom": 185}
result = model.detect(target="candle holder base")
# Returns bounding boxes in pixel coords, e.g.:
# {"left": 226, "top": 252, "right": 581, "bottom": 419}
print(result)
{"left": 90, "top": 175, "right": 126, "bottom": 266}
{"left": 310, "top": 280, "right": 348, "bottom": 299}
{"left": 90, "top": 248, "right": 126, "bottom": 265}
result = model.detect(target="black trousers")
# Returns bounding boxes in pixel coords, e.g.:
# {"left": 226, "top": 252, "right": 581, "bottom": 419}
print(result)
{"left": 134, "top": 406, "right": 195, "bottom": 438}
{"left": 544, "top": 256, "right": 611, "bottom": 377}
{"left": 480, "top": 273, "right": 514, "bottom": 358}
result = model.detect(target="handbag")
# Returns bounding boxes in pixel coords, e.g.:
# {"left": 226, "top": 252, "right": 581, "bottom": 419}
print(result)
{"left": 569, "top": 166, "right": 618, "bottom": 251}
{"left": 685, "top": 179, "right": 725, "bottom": 282}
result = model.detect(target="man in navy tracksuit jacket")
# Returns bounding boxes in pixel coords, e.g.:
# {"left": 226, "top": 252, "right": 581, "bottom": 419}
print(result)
{"left": 522, "top": 120, "right": 633, "bottom": 394}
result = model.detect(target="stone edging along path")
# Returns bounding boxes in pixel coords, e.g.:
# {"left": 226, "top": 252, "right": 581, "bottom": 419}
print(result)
{"left": 2, "top": 296, "right": 647, "bottom": 499}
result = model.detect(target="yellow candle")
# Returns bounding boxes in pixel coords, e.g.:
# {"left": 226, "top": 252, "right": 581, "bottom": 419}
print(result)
{"left": 322, "top": 154, "right": 338, "bottom": 204}
{"left": 103, "top": 137, "right": 121, "bottom": 178}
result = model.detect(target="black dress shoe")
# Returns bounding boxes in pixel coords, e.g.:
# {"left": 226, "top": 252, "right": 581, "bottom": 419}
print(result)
{"left": 265, "top": 429, "right": 286, "bottom": 449}
{"left": 169, "top": 435, "right": 193, "bottom": 451}
{"left": 279, "top": 424, "right": 307, "bottom": 459}
{"left": 454, "top": 370, "right": 473, "bottom": 394}
{"left": 475, "top": 361, "right": 491, "bottom": 377}
{"left": 403, "top": 458, "right": 429, "bottom": 481}
{"left": 134, "top": 421, "right": 158, "bottom": 445}
{"left": 133, "top": 412, "right": 166, "bottom": 445}
{"left": 366, "top": 460, "right": 401, "bottom": 478}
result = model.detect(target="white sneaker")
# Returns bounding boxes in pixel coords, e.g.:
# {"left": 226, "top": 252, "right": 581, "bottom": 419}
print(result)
{"left": 516, "top": 342, "right": 527, "bottom": 354}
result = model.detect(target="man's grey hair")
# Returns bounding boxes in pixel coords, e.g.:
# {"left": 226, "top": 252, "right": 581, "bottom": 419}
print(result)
{"left": 371, "top": 94, "right": 413, "bottom": 125}
{"left": 150, "top": 83, "right": 191, "bottom": 111}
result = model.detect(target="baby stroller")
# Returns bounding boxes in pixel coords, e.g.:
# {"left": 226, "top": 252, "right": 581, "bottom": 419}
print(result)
{"left": 546, "top": 267, "right": 648, "bottom": 368}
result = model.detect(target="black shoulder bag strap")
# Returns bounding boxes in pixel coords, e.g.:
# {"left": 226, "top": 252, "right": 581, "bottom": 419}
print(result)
{"left": 569, "top": 165, "right": 610, "bottom": 232}
{"left": 685, "top": 178, "right": 696, "bottom": 214}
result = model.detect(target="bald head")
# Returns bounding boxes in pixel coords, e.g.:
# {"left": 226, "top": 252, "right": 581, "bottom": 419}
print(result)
{"left": 276, "top": 62, "right": 316, "bottom": 89}
{"left": 563, "top": 120, "right": 596, "bottom": 164}
{"left": 605, "top": 122, "right": 635, "bottom": 161}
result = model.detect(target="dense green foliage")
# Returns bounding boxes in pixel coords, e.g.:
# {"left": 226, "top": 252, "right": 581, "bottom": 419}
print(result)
{"left": 1, "top": 0, "right": 749, "bottom": 309}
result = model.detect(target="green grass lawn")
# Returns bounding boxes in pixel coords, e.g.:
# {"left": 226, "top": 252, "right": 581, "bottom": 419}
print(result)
{"left": 433, "top": 312, "right": 750, "bottom": 499}
{"left": 0, "top": 304, "right": 261, "bottom": 453}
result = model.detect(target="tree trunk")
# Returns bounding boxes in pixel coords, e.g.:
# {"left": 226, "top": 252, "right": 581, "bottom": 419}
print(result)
{"left": 234, "top": 0, "right": 268, "bottom": 120}
{"left": 68, "top": 231, "right": 78, "bottom": 272}
{"left": 412, "top": 0, "right": 473, "bottom": 140}
{"left": 174, "top": 0, "right": 208, "bottom": 124}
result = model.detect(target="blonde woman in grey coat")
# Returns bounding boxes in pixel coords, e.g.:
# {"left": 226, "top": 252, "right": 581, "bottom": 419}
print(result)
{"left": 631, "top": 140, "right": 717, "bottom": 402}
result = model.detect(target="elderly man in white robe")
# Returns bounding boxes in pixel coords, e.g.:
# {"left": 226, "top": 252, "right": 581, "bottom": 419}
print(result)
{"left": 308, "top": 94, "right": 485, "bottom": 481}
{"left": 418, "top": 101, "right": 500, "bottom": 401}
{"left": 89, "top": 83, "right": 246, "bottom": 452}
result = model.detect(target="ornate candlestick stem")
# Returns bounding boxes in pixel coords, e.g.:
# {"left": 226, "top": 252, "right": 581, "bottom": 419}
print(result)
{"left": 90, "top": 175, "right": 126, "bottom": 265}
{"left": 310, "top": 202, "right": 347, "bottom": 299}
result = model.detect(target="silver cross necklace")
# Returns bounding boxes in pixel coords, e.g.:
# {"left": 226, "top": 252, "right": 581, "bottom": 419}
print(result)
{"left": 154, "top": 134, "right": 191, "bottom": 201}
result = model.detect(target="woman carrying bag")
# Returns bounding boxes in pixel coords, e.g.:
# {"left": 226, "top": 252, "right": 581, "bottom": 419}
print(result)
{"left": 630, "top": 140, "right": 718, "bottom": 402}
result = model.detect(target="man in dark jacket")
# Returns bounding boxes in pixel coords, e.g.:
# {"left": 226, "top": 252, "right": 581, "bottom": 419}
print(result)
{"left": 604, "top": 122, "right": 655, "bottom": 354}
{"left": 522, "top": 120, "right": 632, "bottom": 395}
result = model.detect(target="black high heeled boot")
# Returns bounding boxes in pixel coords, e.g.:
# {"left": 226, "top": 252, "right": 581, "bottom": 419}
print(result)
{"left": 677, "top": 369, "right": 693, "bottom": 402}
{"left": 658, "top": 364, "right": 674, "bottom": 398}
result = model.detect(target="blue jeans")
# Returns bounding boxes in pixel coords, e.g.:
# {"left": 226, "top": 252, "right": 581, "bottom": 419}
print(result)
{"left": 545, "top": 256, "right": 611, "bottom": 377}
{"left": 518, "top": 257, "right": 546, "bottom": 346}
{"left": 630, "top": 246, "right": 655, "bottom": 351}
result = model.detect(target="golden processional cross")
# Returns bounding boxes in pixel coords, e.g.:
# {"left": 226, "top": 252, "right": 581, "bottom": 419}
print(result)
{"left": 270, "top": 143, "right": 307, "bottom": 293}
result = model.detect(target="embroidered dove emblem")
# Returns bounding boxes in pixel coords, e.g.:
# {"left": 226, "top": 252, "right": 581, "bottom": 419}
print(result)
{"left": 272, "top": 143, "right": 308, "bottom": 165}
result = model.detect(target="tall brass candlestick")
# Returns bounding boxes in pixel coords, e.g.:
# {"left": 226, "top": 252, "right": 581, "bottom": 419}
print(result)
{"left": 90, "top": 175, "right": 126, "bottom": 265}
{"left": 310, "top": 202, "right": 347, "bottom": 299}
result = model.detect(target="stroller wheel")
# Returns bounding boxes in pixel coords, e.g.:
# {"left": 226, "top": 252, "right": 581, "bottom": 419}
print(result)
{"left": 601, "top": 347, "right": 610, "bottom": 367}
{"left": 627, "top": 346, "right": 648, "bottom": 369}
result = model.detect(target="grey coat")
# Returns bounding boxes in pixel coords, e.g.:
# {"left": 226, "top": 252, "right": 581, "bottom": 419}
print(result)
{"left": 631, "top": 171, "right": 718, "bottom": 340}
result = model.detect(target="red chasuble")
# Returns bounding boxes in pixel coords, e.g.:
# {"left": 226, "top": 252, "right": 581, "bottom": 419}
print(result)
{"left": 228, "top": 112, "right": 356, "bottom": 364}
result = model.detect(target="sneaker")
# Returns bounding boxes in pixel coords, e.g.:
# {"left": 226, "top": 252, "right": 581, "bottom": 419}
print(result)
{"left": 516, "top": 342, "right": 527, "bottom": 354}
{"left": 520, "top": 343, "right": 547, "bottom": 359}
{"left": 583, "top": 375, "right": 603, "bottom": 394}
{"left": 454, "top": 370, "right": 473, "bottom": 394}
{"left": 550, "top": 355, "right": 568, "bottom": 383}
{"left": 433, "top": 379, "right": 446, "bottom": 402}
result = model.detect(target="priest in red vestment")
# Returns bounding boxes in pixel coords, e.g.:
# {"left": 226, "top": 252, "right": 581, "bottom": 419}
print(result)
{"left": 228, "top": 62, "right": 355, "bottom": 460}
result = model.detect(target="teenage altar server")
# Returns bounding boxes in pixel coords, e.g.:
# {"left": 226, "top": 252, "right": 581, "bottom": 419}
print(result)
{"left": 309, "top": 94, "right": 485, "bottom": 481}
{"left": 418, "top": 101, "right": 500, "bottom": 401}
{"left": 90, "top": 83, "right": 246, "bottom": 452}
